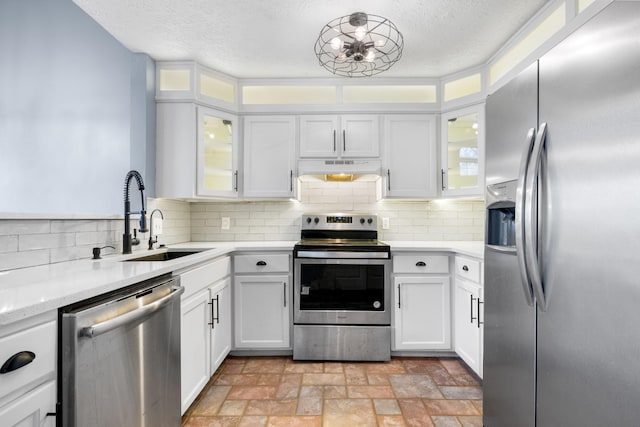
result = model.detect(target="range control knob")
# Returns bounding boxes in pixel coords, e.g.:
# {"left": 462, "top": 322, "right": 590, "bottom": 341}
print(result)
{"left": 360, "top": 218, "right": 365, "bottom": 224}
{"left": 306, "top": 217, "right": 312, "bottom": 224}
{"left": 314, "top": 217, "right": 320, "bottom": 224}
{"left": 367, "top": 218, "right": 373, "bottom": 224}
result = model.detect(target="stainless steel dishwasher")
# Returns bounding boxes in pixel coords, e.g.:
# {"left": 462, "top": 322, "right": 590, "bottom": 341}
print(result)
{"left": 59, "top": 274, "right": 184, "bottom": 427}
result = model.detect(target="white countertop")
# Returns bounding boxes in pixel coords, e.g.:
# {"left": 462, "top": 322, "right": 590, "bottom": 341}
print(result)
{"left": 0, "top": 240, "right": 483, "bottom": 326}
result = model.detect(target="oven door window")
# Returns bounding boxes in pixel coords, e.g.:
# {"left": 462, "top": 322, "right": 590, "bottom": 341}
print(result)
{"left": 299, "top": 263, "right": 385, "bottom": 311}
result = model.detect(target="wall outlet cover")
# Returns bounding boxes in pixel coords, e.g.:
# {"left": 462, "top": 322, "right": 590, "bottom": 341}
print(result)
{"left": 221, "top": 217, "right": 231, "bottom": 230}
{"left": 382, "top": 217, "right": 390, "bottom": 229}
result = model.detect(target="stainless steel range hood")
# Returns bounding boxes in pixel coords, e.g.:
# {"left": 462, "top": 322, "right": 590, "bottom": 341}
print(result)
{"left": 297, "top": 159, "right": 382, "bottom": 182}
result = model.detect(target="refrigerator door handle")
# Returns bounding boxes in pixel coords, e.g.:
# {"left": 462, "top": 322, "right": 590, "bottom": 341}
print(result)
{"left": 515, "top": 127, "right": 537, "bottom": 306}
{"left": 525, "top": 122, "right": 548, "bottom": 311}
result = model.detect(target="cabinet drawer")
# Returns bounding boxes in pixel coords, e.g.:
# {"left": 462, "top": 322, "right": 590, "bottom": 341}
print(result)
{"left": 234, "top": 253, "right": 290, "bottom": 273}
{"left": 455, "top": 256, "right": 481, "bottom": 283}
{"left": 393, "top": 254, "right": 449, "bottom": 274}
{"left": 181, "top": 257, "right": 231, "bottom": 299}
{"left": 0, "top": 321, "right": 56, "bottom": 402}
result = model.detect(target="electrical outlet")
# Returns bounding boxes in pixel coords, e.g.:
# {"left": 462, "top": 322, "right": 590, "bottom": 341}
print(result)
{"left": 382, "top": 217, "right": 390, "bottom": 229}
{"left": 221, "top": 217, "right": 231, "bottom": 230}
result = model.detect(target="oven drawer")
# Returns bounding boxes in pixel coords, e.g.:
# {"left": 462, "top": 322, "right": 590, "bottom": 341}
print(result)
{"left": 235, "top": 253, "right": 290, "bottom": 273}
{"left": 455, "top": 256, "right": 481, "bottom": 283}
{"left": 393, "top": 254, "right": 449, "bottom": 274}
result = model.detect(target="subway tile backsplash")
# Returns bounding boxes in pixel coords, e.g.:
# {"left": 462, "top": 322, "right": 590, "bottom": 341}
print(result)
{"left": 191, "top": 181, "right": 485, "bottom": 242}
{"left": 0, "top": 182, "right": 484, "bottom": 271}
{"left": 0, "top": 198, "right": 191, "bottom": 271}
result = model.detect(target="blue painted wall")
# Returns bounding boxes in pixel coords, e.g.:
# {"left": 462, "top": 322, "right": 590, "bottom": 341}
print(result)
{"left": 0, "top": 0, "right": 155, "bottom": 216}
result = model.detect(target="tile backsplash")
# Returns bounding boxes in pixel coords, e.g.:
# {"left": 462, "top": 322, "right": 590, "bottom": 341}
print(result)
{"left": 191, "top": 181, "right": 485, "bottom": 242}
{"left": 0, "top": 198, "right": 191, "bottom": 271}
{"left": 0, "top": 182, "right": 485, "bottom": 271}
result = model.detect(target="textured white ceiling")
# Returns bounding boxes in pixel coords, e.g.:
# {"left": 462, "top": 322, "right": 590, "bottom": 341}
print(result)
{"left": 72, "top": 0, "right": 551, "bottom": 79}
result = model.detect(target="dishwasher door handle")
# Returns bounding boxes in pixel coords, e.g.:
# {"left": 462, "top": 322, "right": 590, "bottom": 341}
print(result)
{"left": 81, "top": 285, "right": 184, "bottom": 338}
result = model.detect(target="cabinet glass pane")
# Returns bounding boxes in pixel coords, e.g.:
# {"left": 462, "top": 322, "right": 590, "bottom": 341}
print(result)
{"left": 202, "top": 114, "right": 233, "bottom": 191}
{"left": 447, "top": 112, "right": 479, "bottom": 189}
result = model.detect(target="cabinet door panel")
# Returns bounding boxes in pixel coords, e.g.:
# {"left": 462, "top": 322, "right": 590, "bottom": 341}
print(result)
{"left": 243, "top": 116, "right": 296, "bottom": 198}
{"left": 299, "top": 116, "right": 338, "bottom": 157}
{"left": 234, "top": 275, "right": 290, "bottom": 348}
{"left": 393, "top": 276, "right": 450, "bottom": 350}
{"left": 180, "top": 289, "right": 211, "bottom": 414}
{"left": 454, "top": 278, "right": 481, "bottom": 374}
{"left": 210, "top": 279, "right": 231, "bottom": 374}
{"left": 383, "top": 115, "right": 437, "bottom": 198}
{"left": 0, "top": 380, "right": 56, "bottom": 427}
{"left": 341, "top": 115, "right": 379, "bottom": 157}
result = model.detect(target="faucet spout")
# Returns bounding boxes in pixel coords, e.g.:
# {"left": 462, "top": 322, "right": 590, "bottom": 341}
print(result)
{"left": 123, "top": 170, "right": 147, "bottom": 254}
{"left": 148, "top": 208, "right": 164, "bottom": 250}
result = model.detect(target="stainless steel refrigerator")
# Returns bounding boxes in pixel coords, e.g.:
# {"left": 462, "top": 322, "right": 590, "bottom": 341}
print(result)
{"left": 483, "top": 2, "right": 640, "bottom": 426}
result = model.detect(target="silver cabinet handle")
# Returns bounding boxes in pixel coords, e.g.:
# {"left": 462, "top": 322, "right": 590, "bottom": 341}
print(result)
{"left": 477, "top": 298, "right": 483, "bottom": 328}
{"left": 283, "top": 282, "right": 287, "bottom": 307}
{"left": 208, "top": 296, "right": 220, "bottom": 328}
{"left": 441, "top": 169, "right": 446, "bottom": 191}
{"left": 515, "top": 127, "right": 537, "bottom": 307}
{"left": 470, "top": 295, "right": 477, "bottom": 324}
{"left": 290, "top": 170, "right": 293, "bottom": 192}
{"left": 333, "top": 130, "right": 336, "bottom": 152}
{"left": 81, "top": 285, "right": 184, "bottom": 338}
{"left": 525, "top": 122, "right": 548, "bottom": 311}
{"left": 343, "top": 129, "right": 346, "bottom": 152}
{"left": 387, "top": 169, "right": 391, "bottom": 191}
{"left": 397, "top": 284, "right": 401, "bottom": 308}
{"left": 234, "top": 170, "right": 238, "bottom": 192}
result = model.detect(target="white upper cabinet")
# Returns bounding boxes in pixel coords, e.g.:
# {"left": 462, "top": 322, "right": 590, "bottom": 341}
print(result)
{"left": 156, "top": 103, "right": 239, "bottom": 199}
{"left": 299, "top": 115, "right": 379, "bottom": 158}
{"left": 243, "top": 116, "right": 297, "bottom": 198}
{"left": 440, "top": 104, "right": 485, "bottom": 197}
{"left": 197, "top": 107, "right": 239, "bottom": 197}
{"left": 381, "top": 115, "right": 437, "bottom": 198}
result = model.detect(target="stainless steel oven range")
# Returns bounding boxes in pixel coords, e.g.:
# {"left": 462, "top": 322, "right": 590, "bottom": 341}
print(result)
{"left": 293, "top": 213, "right": 391, "bottom": 361}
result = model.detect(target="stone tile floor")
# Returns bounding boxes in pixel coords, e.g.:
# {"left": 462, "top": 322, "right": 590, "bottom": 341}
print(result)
{"left": 182, "top": 356, "right": 482, "bottom": 427}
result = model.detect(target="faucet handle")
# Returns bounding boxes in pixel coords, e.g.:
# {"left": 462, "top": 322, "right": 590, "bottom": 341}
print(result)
{"left": 132, "top": 229, "right": 140, "bottom": 246}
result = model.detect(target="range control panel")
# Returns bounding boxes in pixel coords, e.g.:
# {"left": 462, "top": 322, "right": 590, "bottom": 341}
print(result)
{"left": 301, "top": 213, "right": 377, "bottom": 231}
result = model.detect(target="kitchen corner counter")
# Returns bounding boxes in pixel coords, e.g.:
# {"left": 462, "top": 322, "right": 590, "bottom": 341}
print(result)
{"left": 387, "top": 241, "right": 484, "bottom": 259}
{"left": 0, "top": 240, "right": 482, "bottom": 326}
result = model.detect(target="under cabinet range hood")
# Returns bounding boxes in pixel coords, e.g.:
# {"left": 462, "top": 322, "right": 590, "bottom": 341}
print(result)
{"left": 297, "top": 159, "right": 382, "bottom": 182}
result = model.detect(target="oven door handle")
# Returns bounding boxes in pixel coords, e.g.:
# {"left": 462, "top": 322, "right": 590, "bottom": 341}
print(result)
{"left": 295, "top": 250, "right": 389, "bottom": 259}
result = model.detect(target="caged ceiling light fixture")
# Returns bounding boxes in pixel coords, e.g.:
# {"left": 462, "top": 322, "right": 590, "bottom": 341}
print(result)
{"left": 314, "top": 12, "right": 404, "bottom": 77}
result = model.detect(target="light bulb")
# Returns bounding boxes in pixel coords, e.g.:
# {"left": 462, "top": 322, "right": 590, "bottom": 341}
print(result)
{"left": 330, "top": 37, "right": 343, "bottom": 50}
{"left": 208, "top": 132, "right": 215, "bottom": 139}
{"left": 354, "top": 26, "right": 367, "bottom": 41}
{"left": 472, "top": 123, "right": 479, "bottom": 130}
{"left": 375, "top": 39, "right": 386, "bottom": 47}
{"left": 337, "top": 52, "right": 347, "bottom": 61}
{"left": 364, "top": 49, "right": 376, "bottom": 62}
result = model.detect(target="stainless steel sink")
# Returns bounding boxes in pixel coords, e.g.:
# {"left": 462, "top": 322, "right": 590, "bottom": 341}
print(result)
{"left": 124, "top": 250, "right": 204, "bottom": 262}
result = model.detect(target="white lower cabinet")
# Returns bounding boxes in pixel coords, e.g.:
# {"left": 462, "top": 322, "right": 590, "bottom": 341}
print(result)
{"left": 234, "top": 274, "right": 290, "bottom": 349}
{"left": 0, "top": 313, "right": 57, "bottom": 427}
{"left": 0, "top": 381, "right": 56, "bottom": 427}
{"left": 210, "top": 278, "right": 231, "bottom": 372}
{"left": 454, "top": 255, "right": 484, "bottom": 377}
{"left": 393, "top": 276, "right": 451, "bottom": 350}
{"left": 179, "top": 257, "right": 231, "bottom": 414}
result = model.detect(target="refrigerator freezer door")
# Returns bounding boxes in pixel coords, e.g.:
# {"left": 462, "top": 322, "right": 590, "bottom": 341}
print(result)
{"left": 485, "top": 62, "right": 538, "bottom": 186}
{"left": 483, "top": 248, "right": 536, "bottom": 427}
{"left": 536, "top": 3, "right": 640, "bottom": 425}
{"left": 484, "top": 62, "right": 539, "bottom": 426}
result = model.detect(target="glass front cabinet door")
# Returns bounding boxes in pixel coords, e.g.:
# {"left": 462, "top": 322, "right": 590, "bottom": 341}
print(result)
{"left": 196, "top": 107, "right": 239, "bottom": 197}
{"left": 440, "top": 105, "right": 485, "bottom": 197}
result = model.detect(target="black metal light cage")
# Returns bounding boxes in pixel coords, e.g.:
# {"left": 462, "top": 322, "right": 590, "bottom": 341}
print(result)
{"left": 314, "top": 12, "right": 404, "bottom": 77}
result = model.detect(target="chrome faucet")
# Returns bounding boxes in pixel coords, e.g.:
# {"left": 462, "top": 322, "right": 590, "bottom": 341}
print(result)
{"left": 148, "top": 208, "right": 164, "bottom": 250}
{"left": 122, "top": 170, "right": 148, "bottom": 254}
